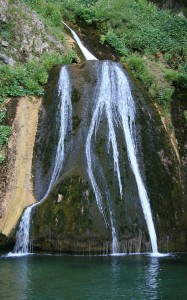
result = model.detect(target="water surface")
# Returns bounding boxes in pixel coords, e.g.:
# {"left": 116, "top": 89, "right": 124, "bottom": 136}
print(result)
{"left": 0, "top": 253, "right": 187, "bottom": 299}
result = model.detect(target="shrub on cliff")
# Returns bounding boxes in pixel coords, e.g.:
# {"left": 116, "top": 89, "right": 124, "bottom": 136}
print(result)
{"left": 62, "top": 0, "right": 187, "bottom": 110}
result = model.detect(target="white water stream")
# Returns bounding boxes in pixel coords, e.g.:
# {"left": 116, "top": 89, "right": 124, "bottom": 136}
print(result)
{"left": 85, "top": 61, "right": 158, "bottom": 254}
{"left": 13, "top": 66, "right": 72, "bottom": 253}
{"left": 62, "top": 21, "right": 97, "bottom": 61}
{"left": 113, "top": 63, "right": 158, "bottom": 254}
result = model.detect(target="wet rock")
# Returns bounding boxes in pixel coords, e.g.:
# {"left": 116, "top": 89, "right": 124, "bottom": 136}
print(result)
{"left": 0, "top": 232, "right": 14, "bottom": 250}
{"left": 30, "top": 61, "right": 187, "bottom": 253}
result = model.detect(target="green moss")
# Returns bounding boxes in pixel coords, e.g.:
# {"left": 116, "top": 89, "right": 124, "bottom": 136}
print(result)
{"left": 32, "top": 176, "right": 93, "bottom": 239}
{"left": 184, "top": 110, "right": 187, "bottom": 122}
{"left": 73, "top": 116, "right": 81, "bottom": 130}
{"left": 0, "top": 109, "right": 11, "bottom": 163}
{"left": 138, "top": 102, "right": 185, "bottom": 235}
{"left": 95, "top": 137, "right": 105, "bottom": 155}
{"left": 72, "top": 88, "right": 81, "bottom": 103}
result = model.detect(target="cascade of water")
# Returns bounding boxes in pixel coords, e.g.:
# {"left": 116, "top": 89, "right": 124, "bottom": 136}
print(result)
{"left": 86, "top": 61, "right": 158, "bottom": 254}
{"left": 113, "top": 63, "right": 158, "bottom": 254}
{"left": 12, "top": 23, "right": 158, "bottom": 255}
{"left": 62, "top": 23, "right": 120, "bottom": 253}
{"left": 62, "top": 21, "right": 98, "bottom": 61}
{"left": 13, "top": 66, "right": 72, "bottom": 254}
{"left": 86, "top": 62, "right": 123, "bottom": 254}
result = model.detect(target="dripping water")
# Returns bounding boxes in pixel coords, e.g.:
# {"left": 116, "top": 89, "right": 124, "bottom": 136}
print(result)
{"left": 13, "top": 66, "right": 72, "bottom": 254}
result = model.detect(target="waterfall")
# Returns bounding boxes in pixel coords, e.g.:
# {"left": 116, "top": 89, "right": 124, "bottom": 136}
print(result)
{"left": 13, "top": 66, "right": 72, "bottom": 254}
{"left": 12, "top": 24, "right": 158, "bottom": 255}
{"left": 113, "top": 63, "right": 158, "bottom": 253}
{"left": 63, "top": 22, "right": 120, "bottom": 253}
{"left": 62, "top": 21, "right": 97, "bottom": 61}
{"left": 86, "top": 62, "right": 123, "bottom": 253}
{"left": 86, "top": 61, "right": 158, "bottom": 254}
{"left": 62, "top": 22, "right": 158, "bottom": 254}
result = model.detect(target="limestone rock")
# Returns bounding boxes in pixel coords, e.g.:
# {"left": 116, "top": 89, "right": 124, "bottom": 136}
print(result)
{"left": 0, "top": 97, "right": 41, "bottom": 236}
{"left": 0, "top": 0, "right": 8, "bottom": 23}
{"left": 0, "top": 53, "right": 15, "bottom": 66}
{"left": 0, "top": 1, "right": 66, "bottom": 63}
{"left": 1, "top": 40, "right": 9, "bottom": 47}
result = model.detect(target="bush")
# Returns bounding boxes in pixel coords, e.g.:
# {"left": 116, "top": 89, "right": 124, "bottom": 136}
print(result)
{"left": 126, "top": 54, "right": 154, "bottom": 88}
{"left": 0, "top": 50, "right": 77, "bottom": 103}
{"left": 101, "top": 31, "right": 128, "bottom": 55}
{"left": 61, "top": 0, "right": 187, "bottom": 112}
{"left": 184, "top": 110, "right": 187, "bottom": 122}
{"left": 158, "top": 87, "right": 175, "bottom": 109}
{"left": 0, "top": 109, "right": 11, "bottom": 163}
{"left": 164, "top": 69, "right": 181, "bottom": 82}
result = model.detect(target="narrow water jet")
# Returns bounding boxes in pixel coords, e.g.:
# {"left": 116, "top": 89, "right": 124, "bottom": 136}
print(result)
{"left": 13, "top": 66, "right": 72, "bottom": 254}
{"left": 113, "top": 63, "right": 158, "bottom": 253}
{"left": 62, "top": 21, "right": 98, "bottom": 61}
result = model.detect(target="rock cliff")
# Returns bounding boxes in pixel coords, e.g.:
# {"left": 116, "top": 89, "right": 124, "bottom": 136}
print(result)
{"left": 30, "top": 62, "right": 187, "bottom": 253}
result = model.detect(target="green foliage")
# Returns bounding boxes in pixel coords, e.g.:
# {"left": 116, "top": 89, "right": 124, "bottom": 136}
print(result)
{"left": 62, "top": 0, "right": 187, "bottom": 111}
{"left": 61, "top": 0, "right": 99, "bottom": 23}
{"left": 125, "top": 54, "right": 153, "bottom": 88}
{"left": 184, "top": 110, "right": 187, "bottom": 122}
{"left": 23, "top": 0, "right": 64, "bottom": 30}
{"left": 164, "top": 69, "right": 182, "bottom": 82}
{"left": 0, "top": 30, "right": 11, "bottom": 41}
{"left": 0, "top": 50, "right": 76, "bottom": 104}
{"left": 0, "top": 109, "right": 11, "bottom": 163}
{"left": 0, "top": 109, "right": 6, "bottom": 123}
{"left": 126, "top": 54, "right": 146, "bottom": 73}
{"left": 157, "top": 87, "right": 175, "bottom": 109}
{"left": 177, "top": 64, "right": 187, "bottom": 88}
{"left": 101, "top": 31, "right": 128, "bottom": 55}
{"left": 62, "top": 0, "right": 187, "bottom": 56}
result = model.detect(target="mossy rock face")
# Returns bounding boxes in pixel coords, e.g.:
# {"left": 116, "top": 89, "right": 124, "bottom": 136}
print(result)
{"left": 33, "top": 65, "right": 62, "bottom": 200}
{"left": 135, "top": 90, "right": 187, "bottom": 251}
{"left": 0, "top": 233, "right": 14, "bottom": 251}
{"left": 32, "top": 61, "right": 187, "bottom": 253}
{"left": 33, "top": 176, "right": 93, "bottom": 236}
{"left": 31, "top": 175, "right": 111, "bottom": 253}
{"left": 172, "top": 90, "right": 187, "bottom": 198}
